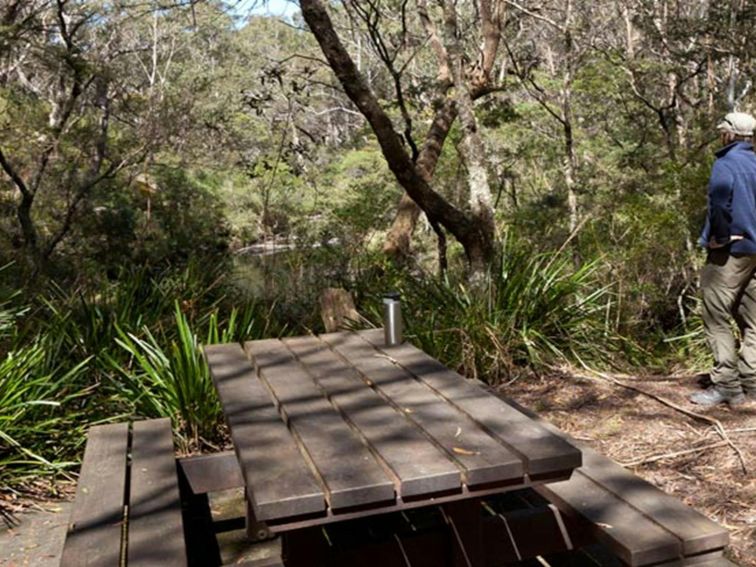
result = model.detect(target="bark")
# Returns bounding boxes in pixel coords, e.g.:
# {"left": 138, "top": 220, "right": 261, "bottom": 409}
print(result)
{"left": 441, "top": 0, "right": 496, "bottom": 262}
{"left": 383, "top": 194, "right": 422, "bottom": 259}
{"left": 0, "top": 148, "right": 39, "bottom": 258}
{"left": 622, "top": 4, "right": 635, "bottom": 59}
{"left": 383, "top": 0, "right": 503, "bottom": 262}
{"left": 320, "top": 288, "right": 361, "bottom": 332}
{"left": 561, "top": 25, "right": 578, "bottom": 234}
{"left": 300, "top": 0, "right": 495, "bottom": 272}
{"left": 563, "top": 114, "right": 578, "bottom": 235}
{"left": 384, "top": 97, "right": 458, "bottom": 259}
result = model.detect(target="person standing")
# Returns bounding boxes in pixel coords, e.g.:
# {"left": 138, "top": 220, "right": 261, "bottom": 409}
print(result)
{"left": 694, "top": 111, "right": 756, "bottom": 407}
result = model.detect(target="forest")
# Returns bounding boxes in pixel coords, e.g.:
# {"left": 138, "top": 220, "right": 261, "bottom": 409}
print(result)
{"left": 0, "top": 0, "right": 754, "bottom": 558}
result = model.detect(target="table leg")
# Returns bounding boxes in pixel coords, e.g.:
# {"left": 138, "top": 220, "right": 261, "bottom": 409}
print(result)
{"left": 281, "top": 527, "right": 329, "bottom": 566}
{"left": 442, "top": 499, "right": 484, "bottom": 567}
{"left": 246, "top": 489, "right": 272, "bottom": 542}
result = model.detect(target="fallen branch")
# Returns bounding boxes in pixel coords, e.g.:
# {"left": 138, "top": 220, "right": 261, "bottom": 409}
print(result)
{"left": 620, "top": 440, "right": 729, "bottom": 467}
{"left": 581, "top": 368, "right": 749, "bottom": 475}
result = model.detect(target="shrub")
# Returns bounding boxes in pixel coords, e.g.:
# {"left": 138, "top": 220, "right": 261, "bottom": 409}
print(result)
{"left": 0, "top": 341, "right": 90, "bottom": 494}
{"left": 359, "top": 234, "right": 634, "bottom": 383}
{"left": 108, "top": 301, "right": 282, "bottom": 452}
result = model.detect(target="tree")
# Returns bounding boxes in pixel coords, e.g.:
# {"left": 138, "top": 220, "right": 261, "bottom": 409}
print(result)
{"left": 300, "top": 0, "right": 506, "bottom": 274}
{"left": 0, "top": 1, "right": 144, "bottom": 274}
{"left": 0, "top": 0, "right": 233, "bottom": 275}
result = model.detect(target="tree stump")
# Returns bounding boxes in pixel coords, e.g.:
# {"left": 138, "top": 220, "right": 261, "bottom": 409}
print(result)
{"left": 319, "top": 288, "right": 362, "bottom": 332}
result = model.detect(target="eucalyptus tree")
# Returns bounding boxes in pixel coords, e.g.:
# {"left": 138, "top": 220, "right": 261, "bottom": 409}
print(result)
{"left": 300, "top": 0, "right": 507, "bottom": 274}
{"left": 0, "top": 0, "right": 230, "bottom": 275}
{"left": 503, "top": 0, "right": 609, "bottom": 235}
{"left": 594, "top": 0, "right": 756, "bottom": 163}
{"left": 1, "top": 1, "right": 125, "bottom": 273}
{"left": 1, "top": 1, "right": 138, "bottom": 274}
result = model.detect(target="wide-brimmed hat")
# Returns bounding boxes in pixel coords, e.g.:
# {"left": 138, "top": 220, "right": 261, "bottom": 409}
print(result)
{"left": 717, "top": 112, "right": 756, "bottom": 136}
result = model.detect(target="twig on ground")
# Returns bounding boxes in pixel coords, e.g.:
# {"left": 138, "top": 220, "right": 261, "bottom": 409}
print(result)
{"left": 726, "top": 427, "right": 756, "bottom": 434}
{"left": 620, "top": 440, "right": 729, "bottom": 467}
{"left": 580, "top": 368, "right": 750, "bottom": 475}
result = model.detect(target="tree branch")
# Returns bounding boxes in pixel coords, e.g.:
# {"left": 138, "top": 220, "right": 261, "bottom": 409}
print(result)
{"left": 299, "top": 0, "right": 485, "bottom": 257}
{"left": 0, "top": 147, "right": 31, "bottom": 198}
{"left": 503, "top": 0, "right": 565, "bottom": 33}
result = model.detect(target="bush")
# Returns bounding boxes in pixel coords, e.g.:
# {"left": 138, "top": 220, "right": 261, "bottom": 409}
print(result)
{"left": 357, "top": 234, "right": 635, "bottom": 383}
{"left": 108, "top": 300, "right": 281, "bottom": 452}
{"left": 0, "top": 340, "right": 90, "bottom": 494}
{"left": 108, "top": 305, "right": 222, "bottom": 452}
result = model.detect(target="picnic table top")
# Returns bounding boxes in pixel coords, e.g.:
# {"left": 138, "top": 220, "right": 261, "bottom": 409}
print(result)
{"left": 204, "top": 329, "right": 582, "bottom": 528}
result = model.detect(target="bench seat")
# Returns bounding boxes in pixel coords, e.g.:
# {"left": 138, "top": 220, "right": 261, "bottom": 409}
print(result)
{"left": 498, "top": 399, "right": 733, "bottom": 567}
{"left": 60, "top": 418, "right": 187, "bottom": 566}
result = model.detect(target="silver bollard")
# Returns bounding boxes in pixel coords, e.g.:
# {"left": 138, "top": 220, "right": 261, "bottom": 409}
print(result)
{"left": 383, "top": 292, "right": 403, "bottom": 346}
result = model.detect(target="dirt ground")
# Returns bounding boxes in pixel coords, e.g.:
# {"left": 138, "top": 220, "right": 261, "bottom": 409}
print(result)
{"left": 0, "top": 501, "right": 71, "bottom": 567}
{"left": 506, "top": 368, "right": 756, "bottom": 567}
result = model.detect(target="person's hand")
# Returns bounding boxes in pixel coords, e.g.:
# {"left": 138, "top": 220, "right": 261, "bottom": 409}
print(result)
{"left": 709, "top": 235, "right": 744, "bottom": 249}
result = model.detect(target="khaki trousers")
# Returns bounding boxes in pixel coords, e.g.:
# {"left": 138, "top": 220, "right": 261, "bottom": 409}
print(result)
{"left": 701, "top": 249, "right": 756, "bottom": 395}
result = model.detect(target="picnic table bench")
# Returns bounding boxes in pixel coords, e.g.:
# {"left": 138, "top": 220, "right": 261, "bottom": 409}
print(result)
{"left": 203, "top": 329, "right": 582, "bottom": 537}
{"left": 58, "top": 327, "right": 737, "bottom": 566}
{"left": 503, "top": 399, "right": 734, "bottom": 567}
{"left": 59, "top": 418, "right": 186, "bottom": 566}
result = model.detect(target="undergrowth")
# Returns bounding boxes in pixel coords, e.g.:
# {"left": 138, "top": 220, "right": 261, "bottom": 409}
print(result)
{"left": 356, "top": 236, "right": 642, "bottom": 383}
{"left": 0, "top": 242, "right": 700, "bottom": 516}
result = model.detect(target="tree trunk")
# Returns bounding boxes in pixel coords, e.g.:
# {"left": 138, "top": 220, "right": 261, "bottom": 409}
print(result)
{"left": 300, "top": 0, "right": 495, "bottom": 273}
{"left": 384, "top": 98, "right": 458, "bottom": 260}
{"left": 383, "top": 194, "right": 422, "bottom": 259}
{"left": 562, "top": 82, "right": 578, "bottom": 234}
{"left": 560, "top": 7, "right": 579, "bottom": 236}
{"left": 383, "top": 0, "right": 502, "bottom": 263}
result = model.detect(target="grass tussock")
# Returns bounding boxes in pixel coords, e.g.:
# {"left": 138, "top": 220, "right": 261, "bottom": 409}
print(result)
{"left": 0, "top": 262, "right": 285, "bottom": 510}
{"left": 360, "top": 236, "right": 638, "bottom": 383}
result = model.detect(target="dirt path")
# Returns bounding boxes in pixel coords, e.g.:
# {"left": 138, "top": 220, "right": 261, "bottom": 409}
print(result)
{"left": 0, "top": 502, "right": 71, "bottom": 567}
{"left": 507, "top": 368, "right": 755, "bottom": 567}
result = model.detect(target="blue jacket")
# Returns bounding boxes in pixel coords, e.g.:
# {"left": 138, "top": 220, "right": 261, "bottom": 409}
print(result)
{"left": 700, "top": 141, "right": 756, "bottom": 255}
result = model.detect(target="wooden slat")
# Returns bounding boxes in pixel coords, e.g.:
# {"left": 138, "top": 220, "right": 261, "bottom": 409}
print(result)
{"left": 60, "top": 423, "right": 129, "bottom": 567}
{"left": 205, "top": 344, "right": 325, "bottom": 520}
{"left": 358, "top": 329, "right": 582, "bottom": 476}
{"left": 283, "top": 336, "right": 461, "bottom": 498}
{"left": 681, "top": 558, "right": 736, "bottom": 567}
{"left": 503, "top": 396, "right": 730, "bottom": 559}
{"left": 320, "top": 332, "right": 524, "bottom": 486}
{"left": 246, "top": 339, "right": 395, "bottom": 510}
{"left": 178, "top": 451, "right": 244, "bottom": 495}
{"left": 577, "top": 448, "right": 729, "bottom": 556}
{"left": 539, "top": 471, "right": 681, "bottom": 566}
{"left": 127, "top": 418, "right": 186, "bottom": 567}
{"left": 653, "top": 551, "right": 728, "bottom": 567}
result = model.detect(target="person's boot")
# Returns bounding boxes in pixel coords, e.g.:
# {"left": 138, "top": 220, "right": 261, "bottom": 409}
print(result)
{"left": 690, "top": 387, "right": 746, "bottom": 407}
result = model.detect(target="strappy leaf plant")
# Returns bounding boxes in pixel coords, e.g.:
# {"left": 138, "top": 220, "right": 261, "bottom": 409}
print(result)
{"left": 108, "top": 301, "right": 281, "bottom": 452}
{"left": 0, "top": 342, "right": 90, "bottom": 493}
{"left": 361, "top": 233, "right": 636, "bottom": 383}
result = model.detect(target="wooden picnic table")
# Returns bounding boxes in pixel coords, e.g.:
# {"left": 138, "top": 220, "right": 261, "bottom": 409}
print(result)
{"left": 204, "top": 329, "right": 582, "bottom": 538}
